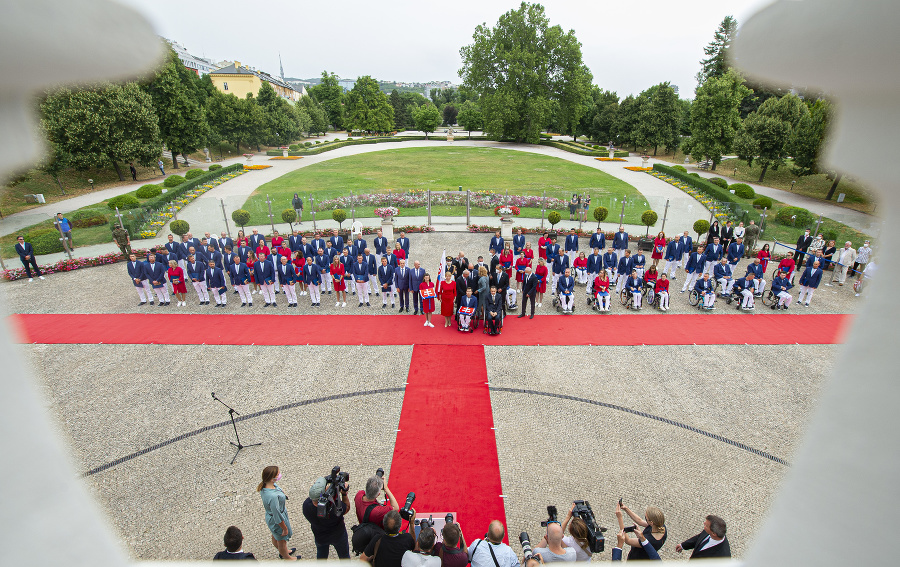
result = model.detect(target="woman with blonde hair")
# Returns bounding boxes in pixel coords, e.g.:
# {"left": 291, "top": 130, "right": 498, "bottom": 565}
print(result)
{"left": 258, "top": 466, "right": 297, "bottom": 560}
{"left": 616, "top": 501, "right": 666, "bottom": 560}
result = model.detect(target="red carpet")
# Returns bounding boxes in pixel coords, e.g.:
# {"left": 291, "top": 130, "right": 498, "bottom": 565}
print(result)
{"left": 387, "top": 345, "right": 507, "bottom": 544}
{"left": 10, "top": 313, "right": 851, "bottom": 346}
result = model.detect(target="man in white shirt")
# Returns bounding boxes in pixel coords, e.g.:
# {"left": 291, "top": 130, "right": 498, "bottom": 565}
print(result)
{"left": 468, "top": 521, "right": 520, "bottom": 567}
{"left": 828, "top": 241, "right": 857, "bottom": 285}
{"left": 533, "top": 523, "right": 576, "bottom": 563}
{"left": 675, "top": 515, "right": 731, "bottom": 559}
{"left": 401, "top": 526, "right": 441, "bottom": 567}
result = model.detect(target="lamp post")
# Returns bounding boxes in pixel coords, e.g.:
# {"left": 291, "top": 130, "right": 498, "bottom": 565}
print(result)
{"left": 265, "top": 194, "right": 275, "bottom": 234}
{"left": 619, "top": 196, "right": 627, "bottom": 226}
{"left": 88, "top": 178, "right": 94, "bottom": 191}
{"left": 760, "top": 207, "right": 768, "bottom": 235}
{"left": 221, "top": 199, "right": 232, "bottom": 238}
{"left": 791, "top": 180, "right": 796, "bottom": 191}
{"left": 311, "top": 196, "right": 317, "bottom": 232}
{"left": 660, "top": 199, "right": 670, "bottom": 233}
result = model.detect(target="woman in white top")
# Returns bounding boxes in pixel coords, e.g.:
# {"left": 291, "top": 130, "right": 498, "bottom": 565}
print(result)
{"left": 560, "top": 503, "right": 593, "bottom": 561}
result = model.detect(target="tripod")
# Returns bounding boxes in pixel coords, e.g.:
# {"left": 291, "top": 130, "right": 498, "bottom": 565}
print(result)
{"left": 212, "top": 392, "right": 261, "bottom": 464}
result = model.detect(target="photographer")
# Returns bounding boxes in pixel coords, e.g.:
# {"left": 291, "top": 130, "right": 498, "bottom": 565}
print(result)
{"left": 611, "top": 529, "right": 660, "bottom": 561}
{"left": 559, "top": 503, "right": 592, "bottom": 561}
{"left": 615, "top": 501, "right": 666, "bottom": 560}
{"left": 402, "top": 524, "right": 440, "bottom": 567}
{"left": 431, "top": 522, "right": 468, "bottom": 567}
{"left": 361, "top": 510, "right": 416, "bottom": 567}
{"left": 355, "top": 475, "right": 400, "bottom": 529}
{"left": 534, "top": 522, "right": 576, "bottom": 562}
{"left": 468, "top": 521, "right": 520, "bottom": 567}
{"left": 302, "top": 476, "right": 351, "bottom": 559}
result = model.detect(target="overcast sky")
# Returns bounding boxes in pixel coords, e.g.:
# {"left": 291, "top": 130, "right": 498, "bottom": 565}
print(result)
{"left": 118, "top": 0, "right": 774, "bottom": 98}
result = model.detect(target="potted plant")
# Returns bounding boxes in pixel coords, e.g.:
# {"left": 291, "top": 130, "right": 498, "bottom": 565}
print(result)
{"left": 547, "top": 211, "right": 561, "bottom": 238}
{"left": 375, "top": 206, "right": 399, "bottom": 222}
{"left": 638, "top": 209, "right": 658, "bottom": 251}
{"left": 494, "top": 205, "right": 520, "bottom": 222}
{"left": 332, "top": 208, "right": 347, "bottom": 230}
{"left": 593, "top": 206, "right": 609, "bottom": 229}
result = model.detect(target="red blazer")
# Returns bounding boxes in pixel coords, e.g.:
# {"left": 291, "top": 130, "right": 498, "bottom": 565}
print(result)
{"left": 271, "top": 236, "right": 284, "bottom": 248}
{"left": 593, "top": 276, "right": 610, "bottom": 293}
{"left": 330, "top": 263, "right": 345, "bottom": 281}
{"left": 523, "top": 248, "right": 534, "bottom": 261}
{"left": 499, "top": 251, "right": 514, "bottom": 269}
{"left": 538, "top": 238, "right": 549, "bottom": 259}
{"left": 393, "top": 249, "right": 406, "bottom": 260}
{"left": 654, "top": 279, "right": 669, "bottom": 293}
{"left": 255, "top": 245, "right": 270, "bottom": 257}
{"left": 573, "top": 257, "right": 588, "bottom": 269}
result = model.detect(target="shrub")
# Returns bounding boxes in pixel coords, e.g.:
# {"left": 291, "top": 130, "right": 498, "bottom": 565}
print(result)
{"left": 592, "top": 206, "right": 609, "bottom": 223}
{"left": 689, "top": 172, "right": 701, "bottom": 177}
{"left": 548, "top": 211, "right": 561, "bottom": 226}
{"left": 169, "top": 219, "right": 190, "bottom": 236}
{"left": 208, "top": 164, "right": 223, "bottom": 171}
{"left": 141, "top": 163, "right": 242, "bottom": 213}
{"left": 753, "top": 196, "right": 774, "bottom": 209}
{"left": 304, "top": 142, "right": 312, "bottom": 147}
{"left": 163, "top": 174, "right": 185, "bottom": 188}
{"left": 289, "top": 144, "right": 300, "bottom": 151}
{"left": 281, "top": 208, "right": 297, "bottom": 225}
{"left": 315, "top": 140, "right": 321, "bottom": 144}
{"left": 693, "top": 219, "right": 710, "bottom": 238}
{"left": 135, "top": 184, "right": 162, "bottom": 199}
{"left": 776, "top": 206, "right": 814, "bottom": 227}
{"left": 823, "top": 229, "right": 838, "bottom": 241}
{"left": 709, "top": 177, "right": 728, "bottom": 189}
{"left": 26, "top": 228, "right": 64, "bottom": 255}
{"left": 184, "top": 168, "right": 204, "bottom": 180}
{"left": 71, "top": 214, "right": 108, "bottom": 228}
{"left": 672, "top": 165, "right": 687, "bottom": 173}
{"left": 731, "top": 183, "right": 755, "bottom": 199}
{"left": 332, "top": 208, "right": 347, "bottom": 228}
{"left": 107, "top": 194, "right": 140, "bottom": 210}
{"left": 641, "top": 210, "right": 658, "bottom": 235}
{"left": 232, "top": 209, "right": 251, "bottom": 230}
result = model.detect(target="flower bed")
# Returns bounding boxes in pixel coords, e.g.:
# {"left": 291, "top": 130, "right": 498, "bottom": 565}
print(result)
{"left": 467, "top": 225, "right": 640, "bottom": 240}
{"left": 268, "top": 156, "right": 303, "bottom": 160}
{"left": 2, "top": 249, "right": 158, "bottom": 282}
{"left": 374, "top": 206, "right": 399, "bottom": 219}
{"left": 243, "top": 164, "right": 272, "bottom": 170}
{"left": 314, "top": 191, "right": 568, "bottom": 212}
{"left": 624, "top": 166, "right": 652, "bottom": 172}
{"left": 595, "top": 157, "right": 627, "bottom": 162}
{"left": 647, "top": 169, "right": 735, "bottom": 223}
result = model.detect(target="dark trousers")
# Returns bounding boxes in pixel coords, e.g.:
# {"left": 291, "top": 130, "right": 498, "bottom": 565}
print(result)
{"left": 412, "top": 289, "right": 422, "bottom": 312}
{"left": 20, "top": 256, "right": 41, "bottom": 278}
{"left": 315, "top": 536, "right": 350, "bottom": 559}
{"left": 521, "top": 293, "right": 536, "bottom": 317}
{"left": 397, "top": 289, "right": 409, "bottom": 309}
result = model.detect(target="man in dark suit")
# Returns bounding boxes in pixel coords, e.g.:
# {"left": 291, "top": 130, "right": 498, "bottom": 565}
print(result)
{"left": 206, "top": 259, "right": 229, "bottom": 307}
{"left": 676, "top": 515, "right": 731, "bottom": 560}
{"left": 329, "top": 229, "right": 344, "bottom": 253}
{"left": 794, "top": 229, "right": 813, "bottom": 268}
{"left": 164, "top": 234, "right": 183, "bottom": 270}
{"left": 373, "top": 229, "right": 388, "bottom": 265}
{"left": 377, "top": 256, "right": 395, "bottom": 308}
{"left": 720, "top": 221, "right": 734, "bottom": 251}
{"left": 490, "top": 264, "right": 511, "bottom": 310}
{"left": 455, "top": 269, "right": 470, "bottom": 315}
{"left": 289, "top": 230, "right": 304, "bottom": 253}
{"left": 512, "top": 228, "right": 526, "bottom": 258}
{"left": 14, "top": 235, "right": 44, "bottom": 281}
{"left": 451, "top": 252, "right": 469, "bottom": 276}
{"left": 253, "top": 252, "right": 277, "bottom": 307}
{"left": 219, "top": 231, "right": 234, "bottom": 252}
{"left": 489, "top": 230, "right": 504, "bottom": 255}
{"left": 396, "top": 231, "right": 410, "bottom": 259}
{"left": 485, "top": 286, "right": 504, "bottom": 333}
{"left": 519, "top": 266, "right": 538, "bottom": 319}
{"left": 126, "top": 253, "right": 151, "bottom": 305}
{"left": 409, "top": 260, "right": 425, "bottom": 315}
{"left": 213, "top": 526, "right": 256, "bottom": 560}
{"left": 393, "top": 259, "right": 411, "bottom": 312}
{"left": 249, "top": 229, "right": 263, "bottom": 249}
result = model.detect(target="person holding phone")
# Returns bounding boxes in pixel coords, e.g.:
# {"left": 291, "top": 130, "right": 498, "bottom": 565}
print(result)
{"left": 616, "top": 501, "right": 666, "bottom": 560}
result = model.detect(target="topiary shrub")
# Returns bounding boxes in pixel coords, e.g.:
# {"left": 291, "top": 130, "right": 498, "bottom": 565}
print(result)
{"left": 208, "top": 164, "right": 223, "bottom": 171}
{"left": 289, "top": 144, "right": 300, "bottom": 151}
{"left": 281, "top": 208, "right": 297, "bottom": 228}
{"left": 641, "top": 210, "right": 658, "bottom": 236}
{"left": 731, "top": 183, "right": 755, "bottom": 199}
{"left": 332, "top": 208, "right": 347, "bottom": 229}
{"left": 776, "top": 206, "right": 814, "bottom": 227}
{"left": 135, "top": 184, "right": 162, "bottom": 199}
{"left": 753, "top": 196, "right": 774, "bottom": 209}
{"left": 548, "top": 211, "right": 561, "bottom": 227}
{"left": 184, "top": 168, "right": 204, "bottom": 180}
{"left": 107, "top": 194, "right": 140, "bottom": 210}
{"left": 26, "top": 228, "right": 64, "bottom": 254}
{"left": 304, "top": 142, "right": 312, "bottom": 147}
{"left": 169, "top": 219, "right": 190, "bottom": 237}
{"left": 689, "top": 172, "right": 701, "bottom": 177}
{"left": 592, "top": 206, "right": 609, "bottom": 224}
{"left": 232, "top": 209, "right": 251, "bottom": 230}
{"left": 823, "top": 229, "right": 838, "bottom": 242}
{"left": 69, "top": 209, "right": 110, "bottom": 228}
{"left": 163, "top": 174, "right": 185, "bottom": 187}
{"left": 709, "top": 177, "right": 728, "bottom": 189}
{"left": 672, "top": 165, "right": 687, "bottom": 173}
{"left": 693, "top": 219, "right": 710, "bottom": 239}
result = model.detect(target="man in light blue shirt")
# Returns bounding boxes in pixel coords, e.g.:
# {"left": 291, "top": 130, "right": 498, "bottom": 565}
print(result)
{"left": 468, "top": 521, "right": 520, "bottom": 567}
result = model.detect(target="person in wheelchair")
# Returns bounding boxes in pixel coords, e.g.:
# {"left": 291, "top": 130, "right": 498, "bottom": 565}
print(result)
{"left": 771, "top": 270, "right": 794, "bottom": 310}
{"left": 632, "top": 249, "right": 647, "bottom": 278}
{"left": 643, "top": 265, "right": 658, "bottom": 300}
{"left": 485, "top": 285, "right": 504, "bottom": 334}
{"left": 593, "top": 270, "right": 612, "bottom": 311}
{"left": 557, "top": 268, "right": 576, "bottom": 313}
{"left": 733, "top": 272, "right": 756, "bottom": 311}
{"left": 695, "top": 272, "right": 716, "bottom": 310}
{"left": 745, "top": 257, "right": 766, "bottom": 296}
{"left": 655, "top": 272, "right": 670, "bottom": 311}
{"left": 458, "top": 287, "right": 478, "bottom": 330}
{"left": 714, "top": 258, "right": 735, "bottom": 296}
{"left": 625, "top": 269, "right": 644, "bottom": 310}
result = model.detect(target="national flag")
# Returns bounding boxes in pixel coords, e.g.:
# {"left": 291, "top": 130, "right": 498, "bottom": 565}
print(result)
{"left": 436, "top": 249, "right": 446, "bottom": 292}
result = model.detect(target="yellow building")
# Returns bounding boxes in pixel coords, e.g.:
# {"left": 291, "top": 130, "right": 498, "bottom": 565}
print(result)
{"left": 208, "top": 62, "right": 303, "bottom": 102}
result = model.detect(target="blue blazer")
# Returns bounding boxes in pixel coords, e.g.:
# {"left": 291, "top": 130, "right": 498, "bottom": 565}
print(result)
{"left": 289, "top": 235, "right": 304, "bottom": 252}
{"left": 236, "top": 246, "right": 252, "bottom": 263}
{"left": 772, "top": 277, "right": 793, "bottom": 294}
{"left": 545, "top": 243, "right": 560, "bottom": 263}
{"left": 557, "top": 276, "right": 575, "bottom": 295}
{"left": 310, "top": 238, "right": 326, "bottom": 254}
{"left": 303, "top": 263, "right": 322, "bottom": 286}
{"left": 354, "top": 238, "right": 367, "bottom": 252}
{"left": 186, "top": 261, "right": 206, "bottom": 282}
{"left": 253, "top": 260, "right": 275, "bottom": 285}
{"left": 460, "top": 295, "right": 478, "bottom": 311}
{"left": 164, "top": 241, "right": 183, "bottom": 260}
{"left": 220, "top": 237, "right": 234, "bottom": 251}
{"left": 685, "top": 251, "right": 705, "bottom": 274}
{"left": 15, "top": 242, "right": 36, "bottom": 259}
{"left": 127, "top": 260, "right": 146, "bottom": 284}
{"left": 396, "top": 237, "right": 410, "bottom": 255}
{"left": 679, "top": 235, "right": 693, "bottom": 254}
{"left": 734, "top": 276, "right": 754, "bottom": 292}
{"left": 589, "top": 232, "right": 606, "bottom": 251}
{"left": 613, "top": 231, "right": 629, "bottom": 250}
{"left": 207, "top": 238, "right": 220, "bottom": 251}
{"left": 586, "top": 253, "right": 603, "bottom": 273}
{"left": 714, "top": 263, "right": 733, "bottom": 280}
{"left": 144, "top": 261, "right": 167, "bottom": 287}
{"left": 329, "top": 235, "right": 344, "bottom": 251}
{"left": 603, "top": 252, "right": 618, "bottom": 271}
{"left": 206, "top": 267, "right": 227, "bottom": 291}
{"left": 616, "top": 256, "right": 633, "bottom": 276}
{"left": 564, "top": 234, "right": 579, "bottom": 252}
{"left": 665, "top": 240, "right": 682, "bottom": 261}
{"left": 207, "top": 251, "right": 224, "bottom": 271}
{"left": 277, "top": 262, "right": 296, "bottom": 285}
{"left": 626, "top": 276, "right": 643, "bottom": 293}
{"left": 249, "top": 234, "right": 263, "bottom": 248}
{"left": 364, "top": 254, "right": 377, "bottom": 275}
{"left": 705, "top": 244, "right": 723, "bottom": 263}
{"left": 229, "top": 262, "right": 251, "bottom": 285}
{"left": 632, "top": 254, "right": 646, "bottom": 269}
{"left": 800, "top": 266, "right": 822, "bottom": 288}
{"left": 315, "top": 254, "right": 330, "bottom": 274}
{"left": 552, "top": 254, "right": 569, "bottom": 275}
{"left": 695, "top": 278, "right": 714, "bottom": 293}
{"left": 745, "top": 262, "right": 764, "bottom": 279}
{"left": 489, "top": 236, "right": 504, "bottom": 254}
{"left": 378, "top": 265, "right": 394, "bottom": 287}
{"left": 409, "top": 267, "right": 425, "bottom": 290}
{"left": 303, "top": 243, "right": 316, "bottom": 259}
{"left": 374, "top": 237, "right": 388, "bottom": 255}
{"left": 727, "top": 242, "right": 744, "bottom": 263}
{"left": 512, "top": 234, "right": 525, "bottom": 255}
{"left": 352, "top": 262, "right": 369, "bottom": 282}
{"left": 393, "top": 266, "right": 411, "bottom": 290}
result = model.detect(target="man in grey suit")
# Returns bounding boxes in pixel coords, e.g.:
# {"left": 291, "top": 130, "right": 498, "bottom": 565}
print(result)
{"left": 409, "top": 260, "right": 425, "bottom": 315}
{"left": 518, "top": 266, "right": 538, "bottom": 319}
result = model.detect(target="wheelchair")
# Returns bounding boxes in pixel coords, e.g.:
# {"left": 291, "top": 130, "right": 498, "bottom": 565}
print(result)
{"left": 619, "top": 288, "right": 639, "bottom": 310}
{"left": 456, "top": 308, "right": 481, "bottom": 333}
{"left": 483, "top": 309, "right": 504, "bottom": 335}
{"left": 552, "top": 293, "right": 576, "bottom": 314}
{"left": 643, "top": 280, "right": 656, "bottom": 306}
{"left": 760, "top": 288, "right": 777, "bottom": 307}
{"left": 688, "top": 288, "right": 716, "bottom": 310}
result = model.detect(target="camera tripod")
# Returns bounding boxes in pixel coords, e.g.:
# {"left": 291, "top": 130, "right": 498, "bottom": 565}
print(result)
{"left": 212, "top": 392, "right": 261, "bottom": 464}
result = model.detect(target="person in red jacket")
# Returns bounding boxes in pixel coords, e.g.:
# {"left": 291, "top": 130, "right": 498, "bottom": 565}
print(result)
{"left": 330, "top": 255, "right": 346, "bottom": 307}
{"left": 255, "top": 239, "right": 270, "bottom": 259}
{"left": 776, "top": 256, "right": 796, "bottom": 282}
{"left": 593, "top": 270, "right": 611, "bottom": 311}
{"left": 655, "top": 273, "right": 670, "bottom": 311}
{"left": 573, "top": 252, "right": 588, "bottom": 285}
{"left": 438, "top": 272, "right": 457, "bottom": 328}
{"left": 292, "top": 251, "right": 307, "bottom": 297}
{"left": 271, "top": 230, "right": 284, "bottom": 250}
{"left": 535, "top": 257, "right": 550, "bottom": 307}
{"left": 499, "top": 243, "right": 514, "bottom": 279}
{"left": 538, "top": 232, "right": 550, "bottom": 261}
{"left": 651, "top": 232, "right": 666, "bottom": 267}
{"left": 515, "top": 254, "right": 532, "bottom": 291}
{"left": 419, "top": 273, "right": 436, "bottom": 327}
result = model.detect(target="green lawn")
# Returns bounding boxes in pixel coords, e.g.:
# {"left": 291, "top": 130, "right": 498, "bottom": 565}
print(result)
{"left": 241, "top": 146, "right": 646, "bottom": 225}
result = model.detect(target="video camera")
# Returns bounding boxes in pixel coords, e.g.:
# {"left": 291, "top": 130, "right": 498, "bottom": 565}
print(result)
{"left": 572, "top": 500, "right": 606, "bottom": 553}
{"left": 540, "top": 505, "right": 558, "bottom": 527}
{"left": 316, "top": 465, "right": 350, "bottom": 519}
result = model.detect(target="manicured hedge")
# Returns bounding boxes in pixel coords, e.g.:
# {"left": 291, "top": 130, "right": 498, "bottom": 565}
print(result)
{"left": 731, "top": 183, "right": 755, "bottom": 199}
{"left": 709, "top": 177, "right": 729, "bottom": 189}
{"left": 163, "top": 174, "right": 185, "bottom": 187}
{"left": 107, "top": 194, "right": 140, "bottom": 210}
{"left": 653, "top": 164, "right": 739, "bottom": 205}
{"left": 140, "top": 163, "right": 243, "bottom": 213}
{"left": 208, "top": 164, "right": 223, "bottom": 171}
{"left": 672, "top": 165, "right": 687, "bottom": 173}
{"left": 136, "top": 184, "right": 162, "bottom": 199}
{"left": 184, "top": 168, "right": 204, "bottom": 180}
{"left": 69, "top": 208, "right": 110, "bottom": 228}
{"left": 26, "top": 228, "right": 64, "bottom": 255}
{"left": 753, "top": 196, "right": 774, "bottom": 209}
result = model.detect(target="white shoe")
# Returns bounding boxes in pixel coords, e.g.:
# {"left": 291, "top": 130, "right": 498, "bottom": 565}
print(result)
{"left": 428, "top": 322, "right": 434, "bottom": 327}
{"left": 342, "top": 302, "right": 347, "bottom": 307}
{"left": 538, "top": 303, "right": 542, "bottom": 307}
{"left": 424, "top": 322, "right": 428, "bottom": 327}
{"left": 28, "top": 278, "right": 33, "bottom": 282}
{"left": 252, "top": 290, "right": 257, "bottom": 294}
{"left": 39, "top": 276, "right": 45, "bottom": 280}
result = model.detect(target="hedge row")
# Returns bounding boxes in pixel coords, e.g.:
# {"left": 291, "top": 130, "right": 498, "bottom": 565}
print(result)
{"left": 652, "top": 163, "right": 740, "bottom": 206}
{"left": 140, "top": 163, "right": 243, "bottom": 213}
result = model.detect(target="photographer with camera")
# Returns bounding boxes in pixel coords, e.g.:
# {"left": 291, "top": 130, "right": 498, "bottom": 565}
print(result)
{"left": 361, "top": 510, "right": 417, "bottom": 567}
{"left": 534, "top": 522, "right": 576, "bottom": 562}
{"left": 558, "top": 503, "right": 593, "bottom": 561}
{"left": 615, "top": 500, "right": 666, "bottom": 560}
{"left": 468, "top": 520, "right": 520, "bottom": 567}
{"left": 430, "top": 519, "right": 468, "bottom": 567}
{"left": 611, "top": 529, "right": 661, "bottom": 561}
{"left": 355, "top": 473, "right": 400, "bottom": 529}
{"left": 401, "top": 521, "right": 441, "bottom": 567}
{"left": 302, "top": 475, "right": 351, "bottom": 559}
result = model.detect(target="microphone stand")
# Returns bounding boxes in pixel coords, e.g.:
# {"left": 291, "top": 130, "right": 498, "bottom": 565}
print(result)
{"left": 212, "top": 392, "right": 261, "bottom": 464}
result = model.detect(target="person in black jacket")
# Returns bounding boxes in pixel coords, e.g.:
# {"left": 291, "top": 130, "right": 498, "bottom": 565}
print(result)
{"left": 213, "top": 526, "right": 256, "bottom": 560}
{"left": 675, "top": 515, "right": 731, "bottom": 559}
{"left": 14, "top": 236, "right": 44, "bottom": 281}
{"left": 795, "top": 229, "right": 813, "bottom": 268}
{"left": 485, "top": 286, "right": 504, "bottom": 333}
{"left": 519, "top": 266, "right": 538, "bottom": 319}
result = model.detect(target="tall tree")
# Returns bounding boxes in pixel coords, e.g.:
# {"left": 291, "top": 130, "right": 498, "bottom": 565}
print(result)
{"left": 733, "top": 93, "right": 807, "bottom": 182}
{"left": 307, "top": 71, "right": 344, "bottom": 130}
{"left": 688, "top": 69, "right": 750, "bottom": 170}
{"left": 42, "top": 82, "right": 162, "bottom": 181}
{"left": 638, "top": 82, "right": 680, "bottom": 155}
{"left": 616, "top": 94, "right": 643, "bottom": 150}
{"left": 412, "top": 103, "right": 442, "bottom": 138}
{"left": 206, "top": 91, "right": 265, "bottom": 153}
{"left": 459, "top": 2, "right": 592, "bottom": 143}
{"left": 456, "top": 101, "right": 484, "bottom": 137}
{"left": 789, "top": 98, "right": 832, "bottom": 177}
{"left": 346, "top": 76, "right": 395, "bottom": 133}
{"left": 256, "top": 81, "right": 305, "bottom": 145}
{"left": 696, "top": 16, "right": 738, "bottom": 85}
{"left": 298, "top": 95, "right": 328, "bottom": 136}
{"left": 443, "top": 104, "right": 459, "bottom": 126}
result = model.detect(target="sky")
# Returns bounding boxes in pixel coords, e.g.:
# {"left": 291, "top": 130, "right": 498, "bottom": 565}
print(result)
{"left": 117, "top": 0, "right": 775, "bottom": 99}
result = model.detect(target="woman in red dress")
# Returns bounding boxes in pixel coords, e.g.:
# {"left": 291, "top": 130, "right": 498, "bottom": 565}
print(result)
{"left": 330, "top": 255, "right": 346, "bottom": 307}
{"left": 438, "top": 272, "right": 457, "bottom": 328}
{"left": 514, "top": 254, "right": 532, "bottom": 290}
{"left": 523, "top": 242, "right": 535, "bottom": 263}
{"left": 573, "top": 252, "right": 588, "bottom": 285}
{"left": 255, "top": 239, "right": 270, "bottom": 259}
{"left": 535, "top": 257, "right": 550, "bottom": 307}
{"left": 277, "top": 244, "right": 292, "bottom": 263}
{"left": 292, "top": 251, "right": 307, "bottom": 296}
{"left": 419, "top": 273, "right": 436, "bottom": 327}
{"left": 499, "top": 243, "right": 514, "bottom": 278}
{"left": 167, "top": 259, "right": 187, "bottom": 306}
{"left": 651, "top": 231, "right": 666, "bottom": 267}
{"left": 246, "top": 251, "right": 259, "bottom": 295}
{"left": 271, "top": 230, "right": 284, "bottom": 250}
{"left": 235, "top": 230, "right": 249, "bottom": 248}
{"left": 538, "top": 232, "right": 550, "bottom": 261}
{"left": 757, "top": 244, "right": 771, "bottom": 273}
{"left": 392, "top": 242, "right": 406, "bottom": 263}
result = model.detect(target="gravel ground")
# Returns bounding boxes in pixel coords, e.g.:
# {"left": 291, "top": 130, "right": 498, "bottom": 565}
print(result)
{"left": 1, "top": 233, "right": 864, "bottom": 317}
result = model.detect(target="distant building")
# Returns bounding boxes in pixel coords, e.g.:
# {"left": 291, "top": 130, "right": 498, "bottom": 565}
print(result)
{"left": 338, "top": 78, "right": 355, "bottom": 91}
{"left": 209, "top": 61, "right": 304, "bottom": 102}
{"left": 164, "top": 39, "right": 216, "bottom": 76}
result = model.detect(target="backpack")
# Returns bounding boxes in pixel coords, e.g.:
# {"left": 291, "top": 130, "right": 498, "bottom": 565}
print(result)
{"left": 351, "top": 503, "right": 385, "bottom": 555}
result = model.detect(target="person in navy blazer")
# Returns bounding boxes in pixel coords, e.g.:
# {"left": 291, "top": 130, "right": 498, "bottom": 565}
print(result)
{"left": 310, "top": 233, "right": 327, "bottom": 256}
{"left": 675, "top": 515, "right": 731, "bottom": 559}
{"left": 229, "top": 255, "right": 252, "bottom": 306}
{"left": 704, "top": 237, "right": 723, "bottom": 274}
{"left": 218, "top": 232, "right": 234, "bottom": 251}
{"left": 744, "top": 257, "right": 766, "bottom": 295}
{"left": 458, "top": 287, "right": 478, "bottom": 330}
{"left": 249, "top": 229, "right": 263, "bottom": 249}
{"left": 556, "top": 268, "right": 575, "bottom": 312}
{"left": 188, "top": 245, "right": 208, "bottom": 266}
{"left": 714, "top": 258, "right": 735, "bottom": 295}
{"left": 408, "top": 260, "right": 426, "bottom": 315}
{"left": 393, "top": 258, "right": 411, "bottom": 313}
{"left": 185, "top": 254, "right": 210, "bottom": 305}
{"left": 695, "top": 272, "right": 716, "bottom": 309}
{"left": 396, "top": 232, "right": 410, "bottom": 259}
{"left": 551, "top": 252, "right": 569, "bottom": 294}
{"left": 615, "top": 249, "right": 633, "bottom": 294}
{"left": 329, "top": 230, "right": 344, "bottom": 252}
{"left": 678, "top": 231, "right": 693, "bottom": 267}
{"left": 304, "top": 257, "right": 323, "bottom": 306}
{"left": 205, "top": 232, "right": 219, "bottom": 251}
{"left": 377, "top": 256, "right": 395, "bottom": 308}
{"left": 289, "top": 231, "right": 304, "bottom": 253}
{"left": 236, "top": 244, "right": 252, "bottom": 264}
{"left": 126, "top": 253, "right": 152, "bottom": 305}
{"left": 663, "top": 237, "right": 682, "bottom": 279}
{"left": 625, "top": 269, "right": 644, "bottom": 309}
{"left": 681, "top": 245, "right": 706, "bottom": 293}
{"left": 613, "top": 226, "right": 629, "bottom": 261}
{"left": 489, "top": 231, "right": 504, "bottom": 255}
{"left": 733, "top": 273, "right": 756, "bottom": 310}
{"left": 363, "top": 249, "right": 378, "bottom": 295}
{"left": 545, "top": 238, "right": 561, "bottom": 266}
{"left": 373, "top": 229, "right": 388, "bottom": 264}
{"left": 602, "top": 247, "right": 618, "bottom": 279}
{"left": 352, "top": 254, "right": 370, "bottom": 306}
{"left": 726, "top": 237, "right": 744, "bottom": 269}
{"left": 277, "top": 256, "right": 298, "bottom": 307}
{"left": 589, "top": 228, "right": 606, "bottom": 255}
{"left": 14, "top": 235, "right": 44, "bottom": 280}
{"left": 798, "top": 259, "right": 823, "bottom": 306}
{"left": 206, "top": 260, "right": 228, "bottom": 307}
{"left": 353, "top": 235, "right": 367, "bottom": 254}
{"left": 564, "top": 228, "right": 579, "bottom": 266}
{"left": 512, "top": 229, "right": 526, "bottom": 258}
{"left": 164, "top": 234, "right": 184, "bottom": 270}
{"left": 253, "top": 252, "right": 277, "bottom": 307}
{"left": 143, "top": 255, "right": 169, "bottom": 305}
{"left": 207, "top": 245, "right": 224, "bottom": 271}
{"left": 585, "top": 248, "right": 603, "bottom": 295}
{"left": 315, "top": 249, "right": 332, "bottom": 294}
